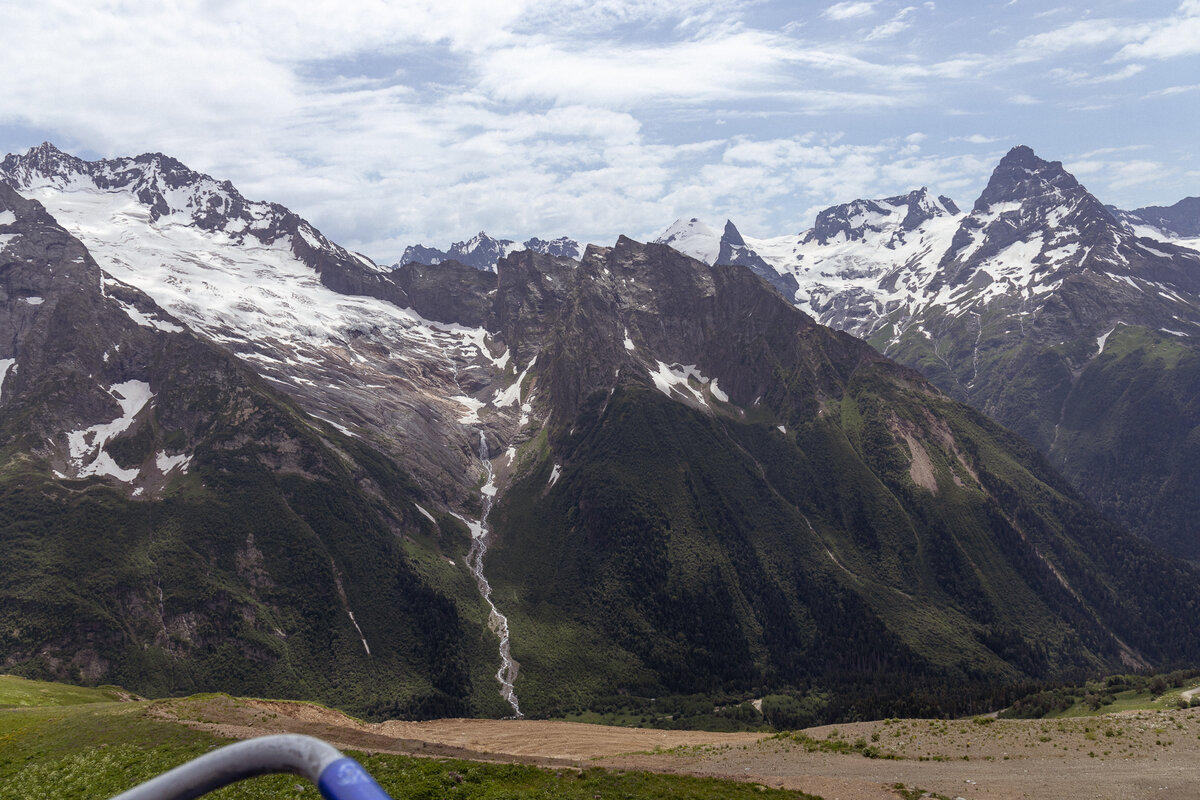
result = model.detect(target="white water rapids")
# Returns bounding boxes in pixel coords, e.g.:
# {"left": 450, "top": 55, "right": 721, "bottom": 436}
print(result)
{"left": 464, "top": 432, "right": 523, "bottom": 717}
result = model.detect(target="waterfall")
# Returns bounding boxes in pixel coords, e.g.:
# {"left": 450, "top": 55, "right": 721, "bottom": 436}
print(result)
{"left": 465, "top": 431, "right": 522, "bottom": 717}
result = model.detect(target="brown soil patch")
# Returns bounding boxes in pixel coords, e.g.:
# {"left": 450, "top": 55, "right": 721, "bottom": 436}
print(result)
{"left": 150, "top": 696, "right": 1200, "bottom": 799}
{"left": 374, "top": 717, "right": 759, "bottom": 762}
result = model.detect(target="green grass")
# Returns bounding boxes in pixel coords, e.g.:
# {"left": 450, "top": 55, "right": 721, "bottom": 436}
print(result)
{"left": 1046, "top": 683, "right": 1200, "bottom": 718}
{"left": 0, "top": 675, "right": 132, "bottom": 708}
{"left": 771, "top": 731, "right": 898, "bottom": 760}
{"left": 0, "top": 679, "right": 820, "bottom": 800}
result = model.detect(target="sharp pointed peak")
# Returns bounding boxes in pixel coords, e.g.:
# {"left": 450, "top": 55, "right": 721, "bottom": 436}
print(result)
{"left": 31, "top": 141, "right": 66, "bottom": 154}
{"left": 974, "top": 145, "right": 1082, "bottom": 212}
{"left": 993, "top": 145, "right": 1069, "bottom": 178}
{"left": 721, "top": 219, "right": 745, "bottom": 246}
{"left": 1001, "top": 144, "right": 1038, "bottom": 163}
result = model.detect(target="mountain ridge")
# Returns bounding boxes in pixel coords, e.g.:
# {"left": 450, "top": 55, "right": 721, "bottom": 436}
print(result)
{"left": 652, "top": 145, "right": 1200, "bottom": 558}
{"left": 5, "top": 142, "right": 1200, "bottom": 723}
{"left": 397, "top": 231, "right": 583, "bottom": 272}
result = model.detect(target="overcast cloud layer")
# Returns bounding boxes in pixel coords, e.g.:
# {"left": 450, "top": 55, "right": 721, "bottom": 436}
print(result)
{"left": 1, "top": 0, "right": 1197, "bottom": 260}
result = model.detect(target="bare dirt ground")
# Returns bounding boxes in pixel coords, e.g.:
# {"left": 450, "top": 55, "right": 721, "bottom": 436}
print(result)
{"left": 152, "top": 696, "right": 1200, "bottom": 799}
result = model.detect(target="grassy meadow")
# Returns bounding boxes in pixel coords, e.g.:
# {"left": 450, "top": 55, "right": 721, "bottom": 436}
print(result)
{"left": 0, "top": 675, "right": 817, "bottom": 800}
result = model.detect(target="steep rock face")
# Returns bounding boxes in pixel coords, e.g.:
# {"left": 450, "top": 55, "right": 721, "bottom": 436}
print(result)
{"left": 883, "top": 148, "right": 1200, "bottom": 557}
{"left": 0, "top": 144, "right": 515, "bottom": 510}
{"left": 459, "top": 238, "right": 1200, "bottom": 716}
{"left": 0, "top": 184, "right": 497, "bottom": 718}
{"left": 715, "top": 220, "right": 801, "bottom": 299}
{"left": 651, "top": 148, "right": 1200, "bottom": 559}
{"left": 926, "top": 146, "right": 1200, "bottom": 302}
{"left": 524, "top": 236, "right": 583, "bottom": 260}
{"left": 391, "top": 259, "right": 496, "bottom": 327}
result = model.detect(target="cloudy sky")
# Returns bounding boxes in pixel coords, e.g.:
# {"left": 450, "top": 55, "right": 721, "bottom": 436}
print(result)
{"left": 1, "top": 0, "right": 1198, "bottom": 260}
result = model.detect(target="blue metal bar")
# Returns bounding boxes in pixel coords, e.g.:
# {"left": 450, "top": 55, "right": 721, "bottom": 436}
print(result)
{"left": 108, "top": 733, "right": 394, "bottom": 800}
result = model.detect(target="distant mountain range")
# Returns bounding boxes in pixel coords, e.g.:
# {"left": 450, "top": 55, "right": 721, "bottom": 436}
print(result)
{"left": 652, "top": 146, "right": 1200, "bottom": 559}
{"left": 396, "top": 232, "right": 582, "bottom": 272}
{"left": 2, "top": 142, "right": 1200, "bottom": 725}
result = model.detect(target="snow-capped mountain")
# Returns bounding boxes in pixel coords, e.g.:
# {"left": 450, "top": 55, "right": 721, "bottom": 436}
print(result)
{"left": 655, "top": 154, "right": 1200, "bottom": 348}
{"left": 1108, "top": 197, "right": 1200, "bottom": 252}
{"left": 654, "top": 146, "right": 1200, "bottom": 558}
{"left": 397, "top": 232, "right": 582, "bottom": 272}
{"left": 891, "top": 144, "right": 1200, "bottom": 360}
{"left": 0, "top": 176, "right": 493, "bottom": 715}
{"left": 10, "top": 141, "right": 1200, "bottom": 725}
{"left": 0, "top": 143, "right": 524, "bottom": 506}
{"left": 655, "top": 188, "right": 966, "bottom": 336}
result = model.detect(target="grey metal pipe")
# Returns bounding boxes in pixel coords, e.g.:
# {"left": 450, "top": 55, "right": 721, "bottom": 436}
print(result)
{"left": 109, "top": 733, "right": 392, "bottom": 800}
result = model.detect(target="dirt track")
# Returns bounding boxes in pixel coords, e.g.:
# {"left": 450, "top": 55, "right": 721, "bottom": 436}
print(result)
{"left": 153, "top": 696, "right": 1200, "bottom": 799}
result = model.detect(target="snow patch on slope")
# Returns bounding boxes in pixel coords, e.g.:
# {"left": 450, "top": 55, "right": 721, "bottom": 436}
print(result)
{"left": 1096, "top": 324, "right": 1123, "bottom": 354}
{"left": 492, "top": 356, "right": 535, "bottom": 408}
{"left": 452, "top": 395, "right": 486, "bottom": 424}
{"left": 654, "top": 218, "right": 721, "bottom": 264}
{"left": 24, "top": 184, "right": 503, "bottom": 384}
{"left": 738, "top": 204, "right": 966, "bottom": 330}
{"left": 155, "top": 451, "right": 191, "bottom": 474}
{"left": 66, "top": 380, "right": 153, "bottom": 481}
{"left": 648, "top": 361, "right": 717, "bottom": 406}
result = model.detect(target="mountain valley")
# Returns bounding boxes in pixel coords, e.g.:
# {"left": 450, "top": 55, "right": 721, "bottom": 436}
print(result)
{"left": 2, "top": 143, "right": 1200, "bottom": 727}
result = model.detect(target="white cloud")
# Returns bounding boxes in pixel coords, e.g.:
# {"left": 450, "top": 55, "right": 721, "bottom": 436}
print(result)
{"left": 1017, "top": 4, "right": 1200, "bottom": 63}
{"left": 1149, "top": 83, "right": 1200, "bottom": 96}
{"left": 866, "top": 6, "right": 917, "bottom": 40}
{"left": 1049, "top": 64, "right": 1145, "bottom": 84}
{"left": 1016, "top": 19, "right": 1143, "bottom": 56}
{"left": 703, "top": 135, "right": 994, "bottom": 230}
{"left": 1075, "top": 145, "right": 1151, "bottom": 159}
{"left": 478, "top": 31, "right": 799, "bottom": 106}
{"left": 0, "top": 0, "right": 1195, "bottom": 254}
{"left": 1067, "top": 158, "right": 1172, "bottom": 191}
{"left": 474, "top": 30, "right": 928, "bottom": 108}
{"left": 518, "top": 0, "right": 751, "bottom": 33}
{"left": 1115, "top": 15, "right": 1200, "bottom": 59}
{"left": 822, "top": 2, "right": 878, "bottom": 21}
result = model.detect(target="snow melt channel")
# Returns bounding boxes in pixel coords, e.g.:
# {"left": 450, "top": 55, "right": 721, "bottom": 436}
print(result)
{"left": 462, "top": 432, "right": 522, "bottom": 717}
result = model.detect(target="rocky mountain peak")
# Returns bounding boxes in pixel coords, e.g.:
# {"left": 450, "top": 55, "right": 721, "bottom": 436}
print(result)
{"left": 523, "top": 235, "right": 583, "bottom": 260}
{"left": 974, "top": 145, "right": 1083, "bottom": 212}
{"left": 397, "top": 232, "right": 581, "bottom": 272}
{"left": 805, "top": 187, "right": 960, "bottom": 246}
{"left": 0, "top": 142, "right": 89, "bottom": 188}
{"left": 721, "top": 219, "right": 746, "bottom": 247}
{"left": 895, "top": 187, "right": 954, "bottom": 231}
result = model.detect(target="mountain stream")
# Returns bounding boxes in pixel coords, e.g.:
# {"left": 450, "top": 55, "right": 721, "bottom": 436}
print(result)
{"left": 465, "top": 432, "right": 522, "bottom": 717}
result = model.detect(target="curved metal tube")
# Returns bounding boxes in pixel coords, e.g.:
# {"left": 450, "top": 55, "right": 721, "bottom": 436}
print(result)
{"left": 109, "top": 733, "right": 393, "bottom": 800}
